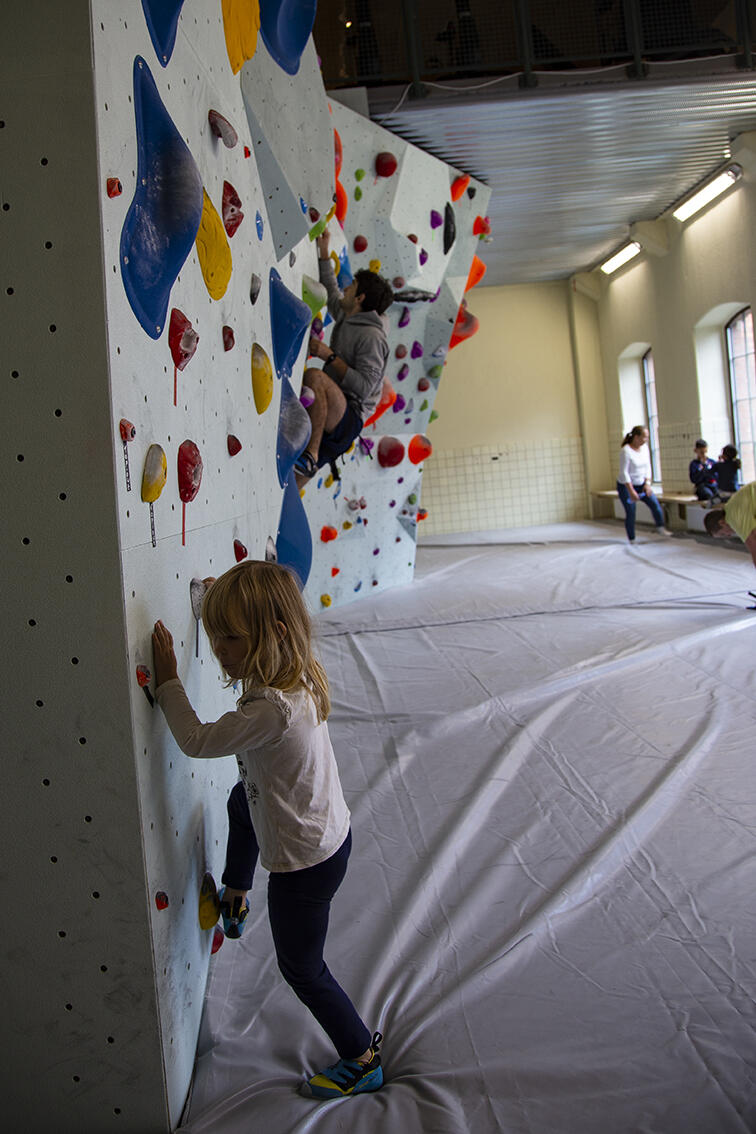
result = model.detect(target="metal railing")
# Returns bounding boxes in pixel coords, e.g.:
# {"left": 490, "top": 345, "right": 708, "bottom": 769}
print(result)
{"left": 314, "top": 0, "right": 755, "bottom": 94}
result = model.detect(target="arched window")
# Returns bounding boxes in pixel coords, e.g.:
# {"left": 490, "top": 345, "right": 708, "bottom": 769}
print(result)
{"left": 725, "top": 308, "right": 756, "bottom": 482}
{"left": 642, "top": 349, "right": 661, "bottom": 483}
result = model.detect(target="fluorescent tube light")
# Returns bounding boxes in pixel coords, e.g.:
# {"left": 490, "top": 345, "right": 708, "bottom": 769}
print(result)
{"left": 599, "top": 241, "right": 642, "bottom": 275}
{"left": 672, "top": 165, "right": 742, "bottom": 221}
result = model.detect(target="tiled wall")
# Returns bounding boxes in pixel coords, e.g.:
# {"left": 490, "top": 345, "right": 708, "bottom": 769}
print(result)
{"left": 419, "top": 437, "right": 587, "bottom": 536}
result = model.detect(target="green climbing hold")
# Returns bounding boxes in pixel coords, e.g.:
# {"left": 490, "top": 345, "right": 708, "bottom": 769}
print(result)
{"left": 408, "top": 493, "right": 417, "bottom": 505}
{"left": 420, "top": 399, "right": 428, "bottom": 411}
{"left": 355, "top": 168, "right": 365, "bottom": 180}
{"left": 355, "top": 187, "right": 363, "bottom": 201}
{"left": 427, "top": 364, "right": 443, "bottom": 380}
{"left": 429, "top": 410, "right": 439, "bottom": 423}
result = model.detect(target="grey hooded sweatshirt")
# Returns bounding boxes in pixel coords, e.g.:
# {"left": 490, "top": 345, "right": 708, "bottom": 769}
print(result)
{"left": 318, "top": 256, "right": 389, "bottom": 422}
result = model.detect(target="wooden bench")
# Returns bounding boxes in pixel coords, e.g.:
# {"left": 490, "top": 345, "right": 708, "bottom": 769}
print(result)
{"left": 591, "top": 489, "right": 704, "bottom": 531}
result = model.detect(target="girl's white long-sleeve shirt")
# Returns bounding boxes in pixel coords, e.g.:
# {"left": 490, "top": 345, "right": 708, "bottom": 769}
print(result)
{"left": 618, "top": 444, "right": 652, "bottom": 485}
{"left": 155, "top": 679, "right": 350, "bottom": 872}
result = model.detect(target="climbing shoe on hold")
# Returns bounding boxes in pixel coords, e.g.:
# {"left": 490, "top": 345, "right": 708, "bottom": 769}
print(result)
{"left": 218, "top": 887, "right": 249, "bottom": 939}
{"left": 304, "top": 1031, "right": 383, "bottom": 1099}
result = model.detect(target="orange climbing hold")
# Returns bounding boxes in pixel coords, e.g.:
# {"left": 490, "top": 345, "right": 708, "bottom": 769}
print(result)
{"left": 363, "top": 378, "right": 396, "bottom": 427}
{"left": 449, "top": 302, "right": 480, "bottom": 350}
{"left": 335, "top": 179, "right": 348, "bottom": 225}
{"left": 321, "top": 526, "right": 338, "bottom": 543}
{"left": 465, "top": 254, "right": 487, "bottom": 292}
{"left": 451, "top": 174, "right": 470, "bottom": 201}
{"left": 408, "top": 434, "right": 433, "bottom": 465}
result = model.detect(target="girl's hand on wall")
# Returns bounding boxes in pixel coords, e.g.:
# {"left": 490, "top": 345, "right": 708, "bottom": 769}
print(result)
{"left": 152, "top": 620, "right": 178, "bottom": 688}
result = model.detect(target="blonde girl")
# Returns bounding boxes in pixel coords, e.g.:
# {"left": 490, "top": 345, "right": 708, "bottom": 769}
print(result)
{"left": 151, "top": 560, "right": 382, "bottom": 1099}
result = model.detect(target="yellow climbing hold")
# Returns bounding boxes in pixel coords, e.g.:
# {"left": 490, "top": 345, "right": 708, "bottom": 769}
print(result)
{"left": 196, "top": 189, "right": 232, "bottom": 300}
{"left": 221, "top": 0, "right": 260, "bottom": 74}
{"left": 324, "top": 473, "right": 334, "bottom": 488}
{"left": 141, "top": 444, "right": 167, "bottom": 503}
{"left": 342, "top": 521, "right": 353, "bottom": 530}
{"left": 320, "top": 594, "right": 332, "bottom": 607}
{"left": 198, "top": 872, "right": 220, "bottom": 930}
{"left": 251, "top": 343, "right": 273, "bottom": 414}
{"left": 330, "top": 251, "right": 341, "bottom": 275}
{"left": 369, "top": 258, "right": 381, "bottom": 273}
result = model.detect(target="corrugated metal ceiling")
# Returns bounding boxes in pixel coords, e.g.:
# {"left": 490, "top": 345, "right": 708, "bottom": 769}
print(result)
{"left": 369, "top": 66, "right": 756, "bottom": 285}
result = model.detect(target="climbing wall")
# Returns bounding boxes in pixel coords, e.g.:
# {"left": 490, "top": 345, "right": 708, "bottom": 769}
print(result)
{"left": 300, "top": 102, "right": 490, "bottom": 610}
{"left": 3, "top": 2, "right": 488, "bottom": 1130}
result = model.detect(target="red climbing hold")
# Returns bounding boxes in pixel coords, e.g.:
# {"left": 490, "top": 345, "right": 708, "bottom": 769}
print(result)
{"left": 234, "top": 539, "right": 248, "bottom": 562}
{"left": 222, "top": 325, "right": 235, "bottom": 351}
{"left": 331, "top": 567, "right": 340, "bottom": 577}
{"left": 334, "top": 130, "right": 343, "bottom": 178}
{"left": 393, "top": 276, "right": 405, "bottom": 289}
{"left": 407, "top": 233, "right": 418, "bottom": 244}
{"left": 208, "top": 109, "right": 238, "bottom": 148}
{"left": 335, "top": 178, "right": 348, "bottom": 225}
{"left": 169, "top": 309, "right": 199, "bottom": 371}
{"left": 227, "top": 434, "right": 242, "bottom": 456}
{"left": 321, "top": 526, "right": 338, "bottom": 543}
{"left": 354, "top": 235, "right": 368, "bottom": 253}
{"left": 449, "top": 301, "right": 480, "bottom": 349}
{"left": 178, "top": 440, "right": 203, "bottom": 545}
{"left": 417, "top": 377, "right": 430, "bottom": 392}
{"left": 107, "top": 177, "right": 122, "bottom": 198}
{"left": 155, "top": 891, "right": 169, "bottom": 910}
{"left": 119, "top": 419, "right": 136, "bottom": 442}
{"left": 408, "top": 434, "right": 432, "bottom": 464}
{"left": 417, "top": 509, "right": 428, "bottom": 521}
{"left": 473, "top": 215, "right": 491, "bottom": 236}
{"left": 243, "top": 145, "right": 251, "bottom": 158}
{"left": 375, "top": 151, "right": 397, "bottom": 178}
{"left": 136, "top": 664, "right": 151, "bottom": 688}
{"left": 211, "top": 927, "right": 225, "bottom": 954}
{"left": 377, "top": 436, "right": 405, "bottom": 468}
{"left": 309, "top": 206, "right": 320, "bottom": 223}
{"left": 222, "top": 181, "right": 244, "bottom": 237}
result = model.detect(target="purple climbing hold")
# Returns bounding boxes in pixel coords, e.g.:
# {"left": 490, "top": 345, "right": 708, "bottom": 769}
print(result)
{"left": 393, "top": 394, "right": 406, "bottom": 412}
{"left": 397, "top": 363, "right": 409, "bottom": 381}
{"left": 398, "top": 306, "right": 410, "bottom": 328}
{"left": 430, "top": 209, "right": 442, "bottom": 229}
{"left": 411, "top": 341, "right": 423, "bottom": 359}
{"left": 419, "top": 248, "right": 428, "bottom": 266}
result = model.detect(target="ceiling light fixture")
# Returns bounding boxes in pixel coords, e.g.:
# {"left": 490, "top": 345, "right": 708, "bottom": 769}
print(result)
{"left": 599, "top": 241, "right": 642, "bottom": 275}
{"left": 671, "top": 164, "right": 742, "bottom": 222}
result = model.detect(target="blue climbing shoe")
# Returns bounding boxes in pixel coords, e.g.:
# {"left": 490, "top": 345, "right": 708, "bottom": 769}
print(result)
{"left": 304, "top": 1031, "right": 383, "bottom": 1099}
{"left": 294, "top": 449, "right": 317, "bottom": 479}
{"left": 218, "top": 887, "right": 249, "bottom": 939}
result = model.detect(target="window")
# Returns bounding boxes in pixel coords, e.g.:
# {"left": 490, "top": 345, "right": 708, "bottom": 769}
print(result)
{"left": 725, "top": 308, "right": 756, "bottom": 482}
{"left": 642, "top": 349, "right": 661, "bottom": 482}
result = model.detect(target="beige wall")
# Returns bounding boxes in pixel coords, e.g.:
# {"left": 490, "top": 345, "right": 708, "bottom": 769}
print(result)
{"left": 419, "top": 172, "right": 756, "bottom": 535}
{"left": 597, "top": 179, "right": 756, "bottom": 491}
{"left": 420, "top": 281, "right": 607, "bottom": 535}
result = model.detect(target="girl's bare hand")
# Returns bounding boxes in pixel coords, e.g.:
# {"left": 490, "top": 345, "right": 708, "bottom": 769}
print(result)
{"left": 152, "top": 620, "right": 178, "bottom": 688}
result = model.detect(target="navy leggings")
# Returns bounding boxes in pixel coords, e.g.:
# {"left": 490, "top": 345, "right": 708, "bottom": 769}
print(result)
{"left": 222, "top": 781, "right": 371, "bottom": 1059}
{"left": 616, "top": 481, "right": 664, "bottom": 540}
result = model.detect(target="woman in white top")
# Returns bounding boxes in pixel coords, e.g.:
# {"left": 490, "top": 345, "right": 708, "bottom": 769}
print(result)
{"left": 617, "top": 425, "right": 671, "bottom": 541}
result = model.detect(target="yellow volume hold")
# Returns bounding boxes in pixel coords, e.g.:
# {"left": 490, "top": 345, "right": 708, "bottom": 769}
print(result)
{"left": 251, "top": 342, "right": 273, "bottom": 414}
{"left": 141, "top": 444, "right": 167, "bottom": 503}
{"left": 196, "top": 189, "right": 232, "bottom": 300}
{"left": 221, "top": 0, "right": 260, "bottom": 74}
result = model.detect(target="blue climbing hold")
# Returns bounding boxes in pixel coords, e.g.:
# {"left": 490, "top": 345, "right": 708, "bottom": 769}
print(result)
{"left": 269, "top": 269, "right": 312, "bottom": 380}
{"left": 259, "top": 0, "right": 317, "bottom": 76}
{"left": 276, "top": 471, "right": 313, "bottom": 587}
{"left": 256, "top": 210, "right": 264, "bottom": 240}
{"left": 120, "top": 56, "right": 203, "bottom": 339}
{"left": 140, "top": 0, "right": 186, "bottom": 66}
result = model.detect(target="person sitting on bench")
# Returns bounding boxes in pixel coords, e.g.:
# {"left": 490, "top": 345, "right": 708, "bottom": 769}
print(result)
{"left": 295, "top": 230, "right": 392, "bottom": 487}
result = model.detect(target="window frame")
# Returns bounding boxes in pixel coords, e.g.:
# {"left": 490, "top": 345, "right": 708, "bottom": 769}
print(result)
{"left": 724, "top": 306, "right": 756, "bottom": 483}
{"left": 641, "top": 348, "right": 661, "bottom": 483}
